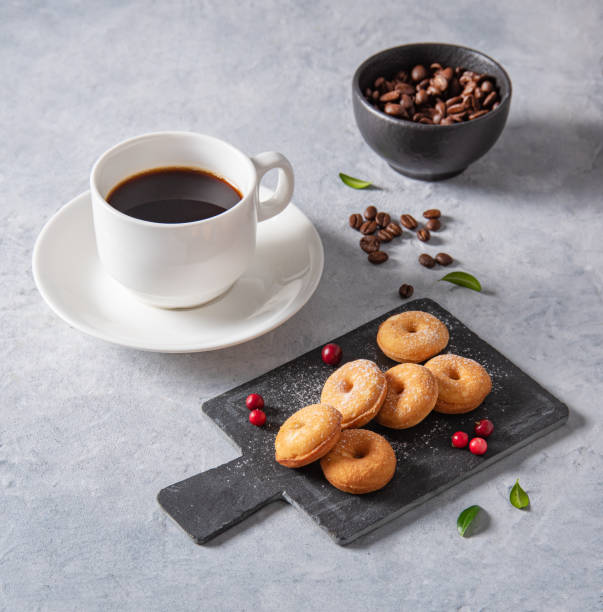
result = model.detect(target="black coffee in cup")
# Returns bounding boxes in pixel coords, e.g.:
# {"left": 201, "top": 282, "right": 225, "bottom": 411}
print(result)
{"left": 106, "top": 167, "right": 242, "bottom": 223}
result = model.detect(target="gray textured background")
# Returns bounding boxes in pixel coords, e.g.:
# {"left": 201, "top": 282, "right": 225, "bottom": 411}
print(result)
{"left": 2, "top": 1, "right": 602, "bottom": 611}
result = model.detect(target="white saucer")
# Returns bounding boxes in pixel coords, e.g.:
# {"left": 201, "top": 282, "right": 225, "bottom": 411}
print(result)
{"left": 33, "top": 189, "right": 324, "bottom": 352}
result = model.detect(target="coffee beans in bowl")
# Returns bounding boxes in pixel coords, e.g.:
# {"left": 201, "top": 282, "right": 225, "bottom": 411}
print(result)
{"left": 364, "top": 64, "right": 500, "bottom": 125}
{"left": 352, "top": 43, "right": 512, "bottom": 180}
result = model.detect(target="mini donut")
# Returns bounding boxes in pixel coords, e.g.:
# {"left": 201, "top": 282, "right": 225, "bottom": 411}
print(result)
{"left": 377, "top": 311, "right": 449, "bottom": 363}
{"left": 320, "top": 429, "right": 396, "bottom": 494}
{"left": 320, "top": 359, "right": 387, "bottom": 429}
{"left": 425, "top": 354, "right": 492, "bottom": 414}
{"left": 376, "top": 363, "right": 438, "bottom": 429}
{"left": 275, "top": 404, "right": 342, "bottom": 468}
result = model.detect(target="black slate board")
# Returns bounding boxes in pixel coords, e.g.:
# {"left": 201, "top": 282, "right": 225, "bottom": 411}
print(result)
{"left": 158, "top": 298, "right": 568, "bottom": 545}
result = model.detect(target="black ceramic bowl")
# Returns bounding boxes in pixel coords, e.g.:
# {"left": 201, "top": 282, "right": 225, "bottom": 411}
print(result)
{"left": 352, "top": 43, "right": 512, "bottom": 181}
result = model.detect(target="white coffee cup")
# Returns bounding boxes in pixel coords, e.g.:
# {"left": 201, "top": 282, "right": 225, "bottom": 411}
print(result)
{"left": 90, "top": 131, "right": 294, "bottom": 308}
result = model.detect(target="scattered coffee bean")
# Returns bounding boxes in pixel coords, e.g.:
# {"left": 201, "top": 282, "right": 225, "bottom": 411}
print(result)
{"left": 364, "top": 205, "right": 377, "bottom": 220}
{"left": 400, "top": 214, "right": 418, "bottom": 230}
{"left": 359, "top": 235, "right": 381, "bottom": 253}
{"left": 365, "top": 63, "right": 500, "bottom": 125}
{"left": 435, "top": 252, "right": 453, "bottom": 266}
{"left": 425, "top": 218, "right": 441, "bottom": 231}
{"left": 360, "top": 220, "right": 377, "bottom": 234}
{"left": 377, "top": 229, "right": 393, "bottom": 242}
{"left": 376, "top": 211, "right": 391, "bottom": 227}
{"left": 349, "top": 213, "right": 363, "bottom": 229}
{"left": 417, "top": 228, "right": 431, "bottom": 242}
{"left": 386, "top": 222, "right": 402, "bottom": 236}
{"left": 423, "top": 208, "right": 441, "bottom": 219}
{"left": 368, "top": 251, "right": 388, "bottom": 264}
{"left": 418, "top": 253, "right": 436, "bottom": 268}
{"left": 398, "top": 283, "right": 414, "bottom": 299}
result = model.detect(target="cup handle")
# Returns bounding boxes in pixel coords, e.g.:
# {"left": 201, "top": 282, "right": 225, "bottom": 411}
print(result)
{"left": 251, "top": 151, "right": 294, "bottom": 222}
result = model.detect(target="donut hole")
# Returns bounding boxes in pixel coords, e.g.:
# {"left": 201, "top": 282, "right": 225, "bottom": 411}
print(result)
{"left": 404, "top": 323, "right": 417, "bottom": 333}
{"left": 447, "top": 368, "right": 461, "bottom": 380}
{"left": 392, "top": 382, "right": 405, "bottom": 394}
{"left": 353, "top": 442, "right": 371, "bottom": 459}
{"left": 338, "top": 379, "right": 353, "bottom": 393}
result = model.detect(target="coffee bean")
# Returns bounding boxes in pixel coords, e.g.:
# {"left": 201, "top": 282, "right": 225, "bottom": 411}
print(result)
{"left": 418, "top": 117, "right": 433, "bottom": 124}
{"left": 376, "top": 211, "right": 391, "bottom": 227}
{"left": 418, "top": 253, "right": 435, "bottom": 268}
{"left": 432, "top": 74, "right": 448, "bottom": 92}
{"left": 349, "top": 213, "right": 363, "bottom": 229}
{"left": 360, "top": 220, "right": 377, "bottom": 234}
{"left": 417, "top": 228, "right": 431, "bottom": 242}
{"left": 447, "top": 102, "right": 465, "bottom": 115}
{"left": 449, "top": 112, "right": 466, "bottom": 122}
{"left": 441, "top": 67, "right": 454, "bottom": 81}
{"left": 364, "top": 205, "right": 377, "bottom": 220}
{"left": 384, "top": 102, "right": 405, "bottom": 117}
{"left": 446, "top": 96, "right": 463, "bottom": 107}
{"left": 483, "top": 91, "right": 498, "bottom": 107}
{"left": 359, "top": 235, "right": 381, "bottom": 253}
{"left": 414, "top": 89, "right": 428, "bottom": 106}
{"left": 435, "top": 100, "right": 446, "bottom": 116}
{"left": 411, "top": 65, "right": 428, "bottom": 82}
{"left": 435, "top": 252, "right": 453, "bottom": 266}
{"left": 423, "top": 208, "right": 441, "bottom": 219}
{"left": 469, "top": 110, "right": 489, "bottom": 120}
{"left": 401, "top": 93, "right": 414, "bottom": 109}
{"left": 398, "top": 283, "right": 414, "bottom": 299}
{"left": 386, "top": 222, "right": 402, "bottom": 236}
{"left": 426, "top": 218, "right": 441, "bottom": 231}
{"left": 380, "top": 90, "right": 401, "bottom": 102}
{"left": 374, "top": 77, "right": 385, "bottom": 88}
{"left": 368, "top": 251, "right": 388, "bottom": 264}
{"left": 377, "top": 229, "right": 393, "bottom": 242}
{"left": 430, "top": 62, "right": 443, "bottom": 71}
{"left": 400, "top": 214, "right": 418, "bottom": 230}
{"left": 440, "top": 117, "right": 454, "bottom": 125}
{"left": 394, "top": 82, "right": 415, "bottom": 95}
{"left": 480, "top": 80, "right": 494, "bottom": 93}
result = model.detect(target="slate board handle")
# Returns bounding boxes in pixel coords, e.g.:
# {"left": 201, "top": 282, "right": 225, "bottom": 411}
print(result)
{"left": 157, "top": 457, "right": 283, "bottom": 544}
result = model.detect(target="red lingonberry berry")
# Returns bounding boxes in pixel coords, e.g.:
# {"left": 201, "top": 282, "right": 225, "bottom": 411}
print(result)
{"left": 469, "top": 437, "right": 488, "bottom": 455}
{"left": 249, "top": 409, "right": 266, "bottom": 427}
{"left": 321, "top": 343, "right": 343, "bottom": 366}
{"left": 474, "top": 419, "right": 494, "bottom": 437}
{"left": 246, "top": 393, "right": 264, "bottom": 411}
{"left": 451, "top": 431, "right": 469, "bottom": 448}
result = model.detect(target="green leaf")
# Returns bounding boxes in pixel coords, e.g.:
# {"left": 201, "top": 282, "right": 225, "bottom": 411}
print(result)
{"left": 457, "top": 505, "right": 481, "bottom": 537}
{"left": 440, "top": 271, "right": 482, "bottom": 292}
{"left": 339, "top": 172, "right": 372, "bottom": 189}
{"left": 510, "top": 479, "right": 530, "bottom": 509}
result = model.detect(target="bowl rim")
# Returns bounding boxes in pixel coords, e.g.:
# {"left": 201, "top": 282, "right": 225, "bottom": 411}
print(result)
{"left": 352, "top": 42, "right": 512, "bottom": 130}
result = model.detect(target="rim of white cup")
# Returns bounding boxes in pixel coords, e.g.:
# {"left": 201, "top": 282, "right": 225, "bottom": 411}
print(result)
{"left": 89, "top": 130, "right": 257, "bottom": 228}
